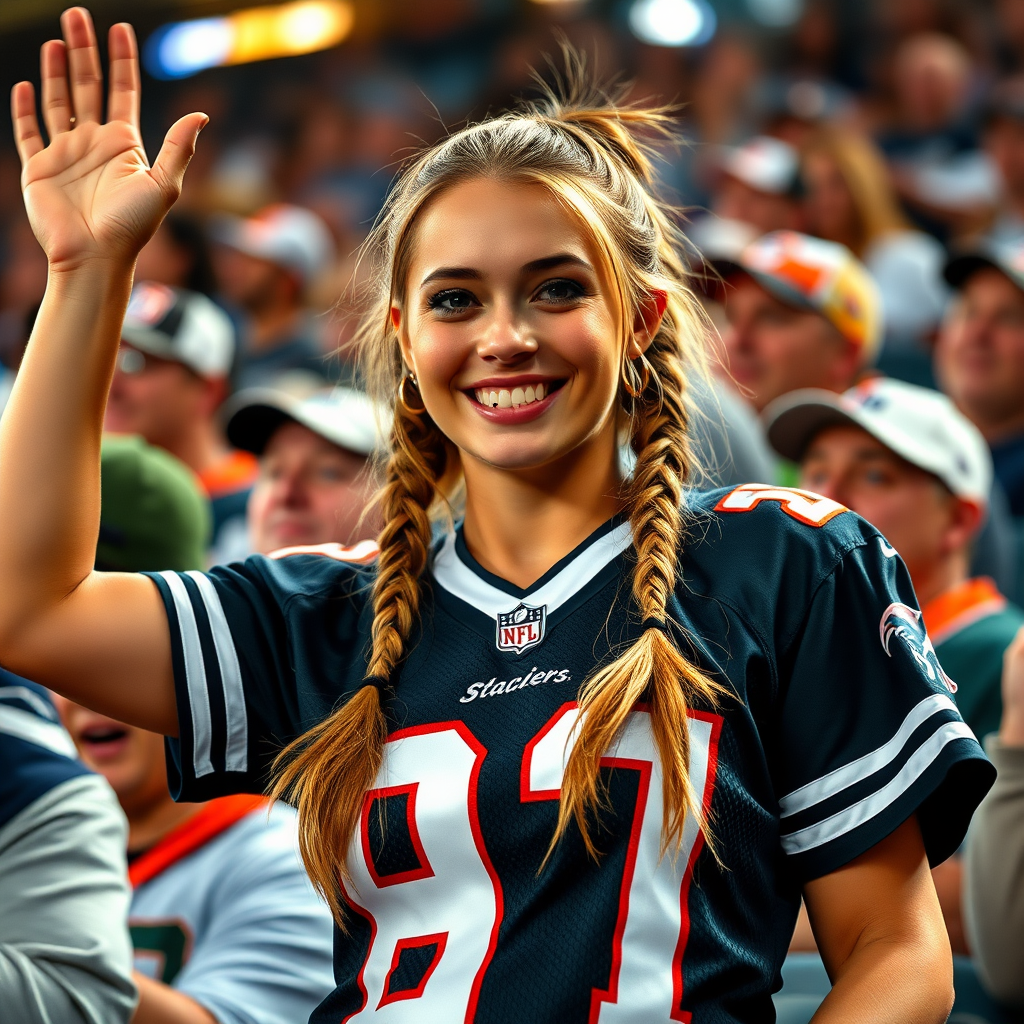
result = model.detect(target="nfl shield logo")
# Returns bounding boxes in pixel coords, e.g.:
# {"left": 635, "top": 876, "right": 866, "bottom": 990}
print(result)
{"left": 496, "top": 602, "right": 546, "bottom": 654}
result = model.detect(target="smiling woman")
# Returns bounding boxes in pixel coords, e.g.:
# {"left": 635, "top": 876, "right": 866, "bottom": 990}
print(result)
{"left": 0, "top": 12, "right": 997, "bottom": 1024}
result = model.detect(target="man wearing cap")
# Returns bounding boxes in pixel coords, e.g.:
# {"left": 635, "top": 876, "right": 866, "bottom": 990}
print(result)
{"left": 937, "top": 242, "right": 1024, "bottom": 523}
{"left": 212, "top": 204, "right": 336, "bottom": 390}
{"left": 715, "top": 230, "right": 883, "bottom": 413}
{"left": 223, "top": 386, "right": 384, "bottom": 554}
{"left": 105, "top": 280, "right": 257, "bottom": 564}
{"left": 56, "top": 435, "right": 336, "bottom": 1024}
{"left": 765, "top": 377, "right": 1024, "bottom": 954}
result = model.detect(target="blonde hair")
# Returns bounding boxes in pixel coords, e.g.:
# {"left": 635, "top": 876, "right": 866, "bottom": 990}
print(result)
{"left": 801, "top": 127, "right": 911, "bottom": 256}
{"left": 271, "top": 62, "right": 726, "bottom": 924}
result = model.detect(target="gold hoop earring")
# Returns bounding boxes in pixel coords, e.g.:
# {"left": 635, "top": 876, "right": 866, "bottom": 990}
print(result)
{"left": 622, "top": 357, "right": 650, "bottom": 399}
{"left": 398, "top": 373, "right": 426, "bottom": 414}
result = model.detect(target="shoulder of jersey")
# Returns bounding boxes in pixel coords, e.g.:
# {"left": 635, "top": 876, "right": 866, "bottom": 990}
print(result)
{"left": 686, "top": 483, "right": 877, "bottom": 573}
{"left": 240, "top": 539, "right": 379, "bottom": 598}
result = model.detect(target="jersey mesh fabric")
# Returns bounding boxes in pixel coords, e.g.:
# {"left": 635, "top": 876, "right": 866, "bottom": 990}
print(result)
{"left": 146, "top": 487, "right": 994, "bottom": 1024}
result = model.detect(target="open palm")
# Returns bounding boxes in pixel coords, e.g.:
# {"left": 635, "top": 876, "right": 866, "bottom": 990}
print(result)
{"left": 11, "top": 8, "right": 206, "bottom": 271}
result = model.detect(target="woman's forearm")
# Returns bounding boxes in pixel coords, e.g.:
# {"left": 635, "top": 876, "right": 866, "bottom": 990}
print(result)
{"left": 0, "top": 259, "right": 133, "bottom": 646}
{"left": 810, "top": 932, "right": 953, "bottom": 1023}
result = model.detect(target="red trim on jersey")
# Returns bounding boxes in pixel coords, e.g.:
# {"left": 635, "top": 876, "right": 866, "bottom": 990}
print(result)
{"left": 377, "top": 932, "right": 449, "bottom": 1008}
{"left": 360, "top": 782, "right": 434, "bottom": 888}
{"left": 340, "top": 720, "right": 504, "bottom": 1024}
{"left": 268, "top": 539, "right": 379, "bottom": 563}
{"left": 128, "top": 795, "right": 266, "bottom": 889}
{"left": 520, "top": 700, "right": 577, "bottom": 803}
{"left": 714, "top": 483, "right": 847, "bottom": 528}
{"left": 588, "top": 753, "right": 654, "bottom": 1024}
{"left": 670, "top": 709, "right": 723, "bottom": 1023}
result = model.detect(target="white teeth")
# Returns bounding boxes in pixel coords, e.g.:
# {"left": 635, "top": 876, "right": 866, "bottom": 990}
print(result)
{"left": 474, "top": 383, "right": 549, "bottom": 408}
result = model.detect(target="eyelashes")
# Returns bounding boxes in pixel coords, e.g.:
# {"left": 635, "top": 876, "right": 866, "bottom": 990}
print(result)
{"left": 425, "top": 278, "right": 590, "bottom": 317}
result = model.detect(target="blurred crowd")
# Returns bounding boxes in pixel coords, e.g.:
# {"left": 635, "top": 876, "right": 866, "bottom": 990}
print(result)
{"left": 5, "top": 0, "right": 1024, "bottom": 1021}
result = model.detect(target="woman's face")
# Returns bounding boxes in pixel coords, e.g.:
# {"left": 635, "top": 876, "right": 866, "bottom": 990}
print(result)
{"left": 802, "top": 151, "right": 857, "bottom": 244}
{"left": 396, "top": 177, "right": 638, "bottom": 478}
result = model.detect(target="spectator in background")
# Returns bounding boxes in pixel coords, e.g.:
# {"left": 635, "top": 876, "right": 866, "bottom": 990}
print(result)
{"left": 713, "top": 230, "right": 882, "bottom": 413}
{"left": 879, "top": 34, "right": 995, "bottom": 243}
{"left": 134, "top": 212, "right": 217, "bottom": 297}
{"left": 937, "top": 244, "right": 1024, "bottom": 520}
{"left": 105, "top": 281, "right": 256, "bottom": 565}
{"left": 0, "top": 676, "right": 135, "bottom": 1023}
{"left": 211, "top": 204, "right": 335, "bottom": 390}
{"left": 964, "top": 622, "right": 1024, "bottom": 1007}
{"left": 687, "top": 136, "right": 803, "bottom": 259}
{"left": 800, "top": 127, "right": 948, "bottom": 370}
{"left": 56, "top": 435, "right": 336, "bottom": 1024}
{"left": 223, "top": 387, "right": 384, "bottom": 554}
{"left": 981, "top": 77, "right": 1024, "bottom": 246}
{"left": 764, "top": 377, "right": 1024, "bottom": 952}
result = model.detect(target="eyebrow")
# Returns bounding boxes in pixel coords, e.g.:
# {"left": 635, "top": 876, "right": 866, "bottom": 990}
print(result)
{"left": 418, "top": 252, "right": 593, "bottom": 289}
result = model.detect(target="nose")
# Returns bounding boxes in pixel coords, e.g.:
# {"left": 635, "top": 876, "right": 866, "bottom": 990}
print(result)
{"left": 476, "top": 300, "right": 538, "bottom": 365}
{"left": 272, "top": 467, "right": 311, "bottom": 510}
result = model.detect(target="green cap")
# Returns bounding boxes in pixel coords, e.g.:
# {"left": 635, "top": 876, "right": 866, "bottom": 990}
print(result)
{"left": 98, "top": 435, "right": 211, "bottom": 573}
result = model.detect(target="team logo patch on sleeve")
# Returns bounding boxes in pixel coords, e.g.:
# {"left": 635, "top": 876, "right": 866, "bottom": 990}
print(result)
{"left": 496, "top": 603, "right": 546, "bottom": 654}
{"left": 879, "top": 602, "right": 957, "bottom": 693}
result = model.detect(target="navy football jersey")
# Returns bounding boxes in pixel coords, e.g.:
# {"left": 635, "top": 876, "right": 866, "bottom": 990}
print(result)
{"left": 146, "top": 484, "right": 994, "bottom": 1024}
{"left": 0, "top": 669, "right": 89, "bottom": 830}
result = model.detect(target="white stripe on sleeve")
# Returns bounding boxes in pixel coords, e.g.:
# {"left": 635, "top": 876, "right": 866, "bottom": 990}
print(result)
{"left": 0, "top": 703, "right": 77, "bottom": 757}
{"left": 779, "top": 693, "right": 958, "bottom": 818}
{"left": 186, "top": 571, "right": 249, "bottom": 773}
{"left": 159, "top": 571, "right": 215, "bottom": 778}
{"left": 780, "top": 719, "right": 974, "bottom": 855}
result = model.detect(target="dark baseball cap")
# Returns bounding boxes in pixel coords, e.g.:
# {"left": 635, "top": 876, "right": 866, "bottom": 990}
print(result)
{"left": 98, "top": 435, "right": 210, "bottom": 572}
{"left": 944, "top": 240, "right": 1024, "bottom": 295}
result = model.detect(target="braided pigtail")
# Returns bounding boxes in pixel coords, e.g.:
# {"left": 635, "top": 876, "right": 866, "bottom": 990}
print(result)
{"left": 270, "top": 385, "right": 448, "bottom": 925}
{"left": 549, "top": 331, "right": 727, "bottom": 862}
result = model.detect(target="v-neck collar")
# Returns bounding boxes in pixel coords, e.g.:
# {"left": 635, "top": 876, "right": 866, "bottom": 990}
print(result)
{"left": 432, "top": 516, "right": 632, "bottom": 623}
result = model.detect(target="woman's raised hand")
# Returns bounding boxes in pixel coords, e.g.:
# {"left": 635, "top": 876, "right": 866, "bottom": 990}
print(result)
{"left": 10, "top": 8, "right": 207, "bottom": 272}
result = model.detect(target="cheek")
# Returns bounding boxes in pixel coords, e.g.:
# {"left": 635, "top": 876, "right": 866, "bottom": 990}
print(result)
{"left": 246, "top": 484, "right": 273, "bottom": 525}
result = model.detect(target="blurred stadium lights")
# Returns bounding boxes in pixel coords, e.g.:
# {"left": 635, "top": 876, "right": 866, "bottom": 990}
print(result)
{"left": 144, "top": 0, "right": 354, "bottom": 79}
{"left": 628, "top": 0, "right": 716, "bottom": 47}
{"left": 746, "top": 0, "right": 804, "bottom": 27}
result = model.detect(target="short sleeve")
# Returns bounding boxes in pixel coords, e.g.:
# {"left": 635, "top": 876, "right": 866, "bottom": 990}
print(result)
{"left": 773, "top": 535, "right": 996, "bottom": 882}
{"left": 145, "top": 552, "right": 372, "bottom": 802}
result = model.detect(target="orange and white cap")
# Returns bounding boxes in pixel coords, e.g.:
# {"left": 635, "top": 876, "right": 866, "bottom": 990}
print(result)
{"left": 716, "top": 231, "right": 883, "bottom": 363}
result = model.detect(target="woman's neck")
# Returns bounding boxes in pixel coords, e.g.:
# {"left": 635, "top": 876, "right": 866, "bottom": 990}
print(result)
{"left": 461, "top": 429, "right": 625, "bottom": 589}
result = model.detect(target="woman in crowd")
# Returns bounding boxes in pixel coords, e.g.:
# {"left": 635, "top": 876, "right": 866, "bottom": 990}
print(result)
{"left": 0, "top": 9, "right": 994, "bottom": 1022}
{"left": 800, "top": 128, "right": 948, "bottom": 362}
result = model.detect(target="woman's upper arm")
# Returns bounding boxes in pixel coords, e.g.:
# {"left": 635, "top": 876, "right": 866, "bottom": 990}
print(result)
{"left": 2, "top": 571, "right": 177, "bottom": 735}
{"left": 803, "top": 816, "right": 947, "bottom": 978}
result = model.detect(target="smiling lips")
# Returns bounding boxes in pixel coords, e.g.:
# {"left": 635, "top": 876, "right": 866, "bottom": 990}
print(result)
{"left": 474, "top": 382, "right": 546, "bottom": 409}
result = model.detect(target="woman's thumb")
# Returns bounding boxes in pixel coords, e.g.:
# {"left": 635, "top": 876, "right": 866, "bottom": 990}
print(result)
{"left": 151, "top": 112, "right": 208, "bottom": 206}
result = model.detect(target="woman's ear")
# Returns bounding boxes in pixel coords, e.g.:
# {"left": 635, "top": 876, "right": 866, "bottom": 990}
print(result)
{"left": 392, "top": 305, "right": 414, "bottom": 370}
{"left": 628, "top": 289, "right": 668, "bottom": 358}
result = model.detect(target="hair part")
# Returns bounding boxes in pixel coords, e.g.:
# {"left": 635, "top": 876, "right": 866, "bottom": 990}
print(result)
{"left": 272, "top": 53, "right": 726, "bottom": 926}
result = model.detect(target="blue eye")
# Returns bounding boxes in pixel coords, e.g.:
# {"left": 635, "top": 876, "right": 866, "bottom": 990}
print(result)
{"left": 534, "top": 279, "right": 586, "bottom": 304}
{"left": 428, "top": 289, "right": 477, "bottom": 315}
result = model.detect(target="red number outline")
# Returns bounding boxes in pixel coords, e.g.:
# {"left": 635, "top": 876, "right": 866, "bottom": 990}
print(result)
{"left": 360, "top": 782, "right": 433, "bottom": 888}
{"left": 377, "top": 931, "right": 450, "bottom": 1008}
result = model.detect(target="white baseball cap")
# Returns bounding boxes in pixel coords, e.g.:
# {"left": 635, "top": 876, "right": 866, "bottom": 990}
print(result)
{"left": 212, "top": 204, "right": 334, "bottom": 286}
{"left": 223, "top": 386, "right": 389, "bottom": 458}
{"left": 763, "top": 378, "right": 992, "bottom": 506}
{"left": 121, "top": 281, "right": 235, "bottom": 379}
{"left": 719, "top": 136, "right": 802, "bottom": 196}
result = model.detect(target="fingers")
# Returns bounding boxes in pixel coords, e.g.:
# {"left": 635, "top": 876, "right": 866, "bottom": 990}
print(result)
{"left": 61, "top": 7, "right": 103, "bottom": 124}
{"left": 151, "top": 113, "right": 209, "bottom": 206}
{"left": 10, "top": 82, "right": 44, "bottom": 164}
{"left": 40, "top": 40, "right": 72, "bottom": 138}
{"left": 106, "top": 23, "right": 139, "bottom": 129}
